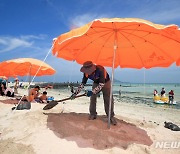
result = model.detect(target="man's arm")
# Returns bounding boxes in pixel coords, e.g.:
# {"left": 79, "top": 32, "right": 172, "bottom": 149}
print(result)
{"left": 92, "top": 67, "right": 106, "bottom": 94}
{"left": 73, "top": 74, "right": 88, "bottom": 95}
{"left": 92, "top": 83, "right": 105, "bottom": 94}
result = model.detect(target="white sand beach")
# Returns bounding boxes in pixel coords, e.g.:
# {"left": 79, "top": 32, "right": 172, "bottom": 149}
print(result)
{"left": 0, "top": 88, "right": 180, "bottom": 154}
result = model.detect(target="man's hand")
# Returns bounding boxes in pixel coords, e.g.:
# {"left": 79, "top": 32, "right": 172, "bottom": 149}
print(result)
{"left": 86, "top": 90, "right": 93, "bottom": 97}
{"left": 70, "top": 93, "right": 76, "bottom": 100}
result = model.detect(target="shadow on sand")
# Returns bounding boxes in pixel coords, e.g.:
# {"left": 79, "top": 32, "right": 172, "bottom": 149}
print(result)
{"left": 44, "top": 112, "right": 152, "bottom": 150}
{"left": 0, "top": 99, "right": 19, "bottom": 104}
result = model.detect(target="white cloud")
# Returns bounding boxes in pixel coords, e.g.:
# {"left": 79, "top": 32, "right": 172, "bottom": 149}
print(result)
{"left": 0, "top": 34, "right": 48, "bottom": 54}
{"left": 69, "top": 13, "right": 109, "bottom": 29}
{"left": 20, "top": 34, "right": 47, "bottom": 40}
{"left": 0, "top": 39, "right": 7, "bottom": 45}
{"left": 0, "top": 36, "right": 33, "bottom": 53}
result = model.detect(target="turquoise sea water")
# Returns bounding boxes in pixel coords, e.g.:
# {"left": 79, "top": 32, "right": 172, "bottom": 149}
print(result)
{"left": 48, "top": 82, "right": 180, "bottom": 110}
{"left": 112, "top": 83, "right": 180, "bottom": 109}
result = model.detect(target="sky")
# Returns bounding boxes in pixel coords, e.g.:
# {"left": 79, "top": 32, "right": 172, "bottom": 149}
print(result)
{"left": 0, "top": 0, "right": 180, "bottom": 83}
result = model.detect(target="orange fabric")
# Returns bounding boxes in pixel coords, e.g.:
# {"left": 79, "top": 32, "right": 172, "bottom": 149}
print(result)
{"left": 0, "top": 58, "right": 56, "bottom": 77}
{"left": 52, "top": 18, "right": 180, "bottom": 69}
{"left": 176, "top": 58, "right": 180, "bottom": 66}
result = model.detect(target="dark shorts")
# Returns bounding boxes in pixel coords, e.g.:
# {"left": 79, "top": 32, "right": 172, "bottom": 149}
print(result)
{"left": 169, "top": 96, "right": 173, "bottom": 101}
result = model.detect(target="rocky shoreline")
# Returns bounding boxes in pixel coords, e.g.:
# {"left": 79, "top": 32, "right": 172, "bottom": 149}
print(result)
{"left": 34, "top": 82, "right": 92, "bottom": 89}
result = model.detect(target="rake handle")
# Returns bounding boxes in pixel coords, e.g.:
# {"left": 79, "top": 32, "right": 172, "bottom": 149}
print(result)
{"left": 56, "top": 93, "right": 86, "bottom": 102}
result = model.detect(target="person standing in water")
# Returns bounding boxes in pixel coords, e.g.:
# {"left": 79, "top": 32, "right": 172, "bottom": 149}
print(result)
{"left": 168, "top": 90, "right": 174, "bottom": 104}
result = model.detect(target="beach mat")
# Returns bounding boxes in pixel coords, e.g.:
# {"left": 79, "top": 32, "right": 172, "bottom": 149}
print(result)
{"left": 43, "top": 93, "right": 86, "bottom": 110}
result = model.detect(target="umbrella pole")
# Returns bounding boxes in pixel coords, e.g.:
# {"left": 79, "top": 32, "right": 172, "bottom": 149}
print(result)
{"left": 28, "top": 65, "right": 32, "bottom": 86}
{"left": 28, "top": 76, "right": 31, "bottom": 86}
{"left": 107, "top": 42, "right": 117, "bottom": 129}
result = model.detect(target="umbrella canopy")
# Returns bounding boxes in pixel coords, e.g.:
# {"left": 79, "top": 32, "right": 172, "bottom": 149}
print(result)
{"left": 0, "top": 58, "right": 56, "bottom": 77}
{"left": 52, "top": 18, "right": 180, "bottom": 68}
{"left": 176, "top": 58, "right": 180, "bottom": 66}
{"left": 52, "top": 18, "right": 180, "bottom": 128}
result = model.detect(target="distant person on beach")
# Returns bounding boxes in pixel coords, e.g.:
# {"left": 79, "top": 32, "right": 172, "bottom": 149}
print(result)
{"left": 68, "top": 84, "right": 74, "bottom": 94}
{"left": 168, "top": 90, "right": 174, "bottom": 104}
{"left": 0, "top": 83, "right": 6, "bottom": 96}
{"left": 14, "top": 78, "right": 19, "bottom": 94}
{"left": 153, "top": 89, "right": 160, "bottom": 101}
{"left": 160, "top": 87, "right": 168, "bottom": 102}
{"left": 70, "top": 85, "right": 74, "bottom": 93}
{"left": 22, "top": 86, "right": 40, "bottom": 102}
{"left": 161, "top": 88, "right": 166, "bottom": 96}
{"left": 12, "top": 86, "right": 38, "bottom": 111}
{"left": 119, "top": 85, "right": 122, "bottom": 97}
{"left": 0, "top": 77, "right": 7, "bottom": 94}
{"left": 29, "top": 86, "right": 40, "bottom": 102}
{"left": 4, "top": 87, "right": 14, "bottom": 97}
{"left": 37, "top": 91, "right": 48, "bottom": 103}
{"left": 154, "top": 89, "right": 158, "bottom": 96}
{"left": 70, "top": 61, "right": 117, "bottom": 125}
{"left": 12, "top": 84, "right": 40, "bottom": 111}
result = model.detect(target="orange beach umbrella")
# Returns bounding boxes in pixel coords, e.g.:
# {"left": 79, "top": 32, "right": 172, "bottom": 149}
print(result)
{"left": 0, "top": 58, "right": 56, "bottom": 77}
{"left": 52, "top": 18, "right": 180, "bottom": 128}
{"left": 176, "top": 58, "right": 180, "bottom": 66}
{"left": 52, "top": 18, "right": 180, "bottom": 68}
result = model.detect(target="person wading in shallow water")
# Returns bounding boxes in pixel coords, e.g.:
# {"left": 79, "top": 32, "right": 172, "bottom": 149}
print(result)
{"left": 70, "top": 61, "right": 117, "bottom": 125}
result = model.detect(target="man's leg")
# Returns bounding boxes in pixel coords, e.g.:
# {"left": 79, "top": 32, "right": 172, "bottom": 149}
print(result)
{"left": 102, "top": 80, "right": 117, "bottom": 125}
{"left": 169, "top": 96, "right": 173, "bottom": 104}
{"left": 102, "top": 80, "right": 114, "bottom": 117}
{"left": 89, "top": 82, "right": 98, "bottom": 120}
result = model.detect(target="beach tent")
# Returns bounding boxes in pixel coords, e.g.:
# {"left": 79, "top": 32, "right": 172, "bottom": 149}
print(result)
{"left": 51, "top": 18, "right": 180, "bottom": 128}
{"left": 0, "top": 58, "right": 56, "bottom": 77}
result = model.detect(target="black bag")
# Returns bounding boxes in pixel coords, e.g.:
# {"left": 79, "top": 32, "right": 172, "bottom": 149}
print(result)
{"left": 16, "top": 101, "right": 31, "bottom": 110}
